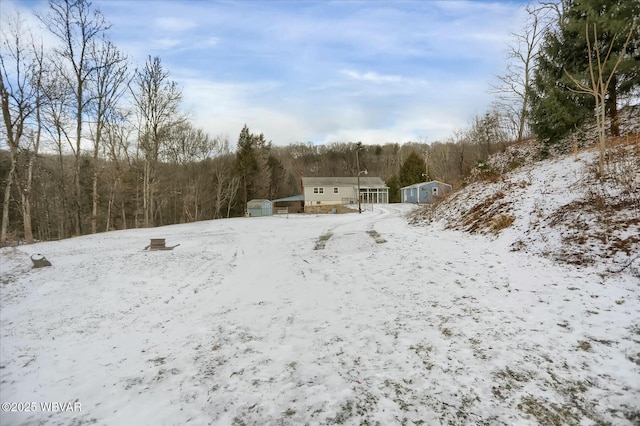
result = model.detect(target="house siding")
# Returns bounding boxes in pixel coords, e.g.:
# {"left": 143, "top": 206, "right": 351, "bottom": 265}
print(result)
{"left": 303, "top": 185, "right": 357, "bottom": 206}
{"left": 302, "top": 177, "right": 389, "bottom": 212}
{"left": 401, "top": 181, "right": 452, "bottom": 203}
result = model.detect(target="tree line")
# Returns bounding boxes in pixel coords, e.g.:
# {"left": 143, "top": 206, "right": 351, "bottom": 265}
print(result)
{"left": 1, "top": 0, "right": 638, "bottom": 244}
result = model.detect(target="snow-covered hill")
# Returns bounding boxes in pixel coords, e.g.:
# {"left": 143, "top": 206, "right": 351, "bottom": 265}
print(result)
{"left": 1, "top": 198, "right": 638, "bottom": 424}
{"left": 414, "top": 136, "right": 640, "bottom": 278}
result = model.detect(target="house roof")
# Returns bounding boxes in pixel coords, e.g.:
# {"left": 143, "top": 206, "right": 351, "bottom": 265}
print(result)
{"left": 272, "top": 195, "right": 305, "bottom": 202}
{"left": 247, "top": 199, "right": 272, "bottom": 207}
{"left": 302, "top": 177, "right": 387, "bottom": 188}
{"left": 401, "top": 180, "right": 452, "bottom": 190}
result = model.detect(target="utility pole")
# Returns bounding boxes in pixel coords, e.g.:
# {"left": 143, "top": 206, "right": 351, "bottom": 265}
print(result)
{"left": 356, "top": 147, "right": 362, "bottom": 214}
{"left": 355, "top": 142, "right": 367, "bottom": 214}
{"left": 424, "top": 148, "right": 430, "bottom": 182}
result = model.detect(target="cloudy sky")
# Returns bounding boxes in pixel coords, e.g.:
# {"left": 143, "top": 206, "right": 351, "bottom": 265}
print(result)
{"left": 5, "top": 0, "right": 529, "bottom": 146}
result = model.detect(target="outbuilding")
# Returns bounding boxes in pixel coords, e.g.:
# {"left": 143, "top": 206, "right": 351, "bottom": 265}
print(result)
{"left": 272, "top": 194, "right": 305, "bottom": 214}
{"left": 246, "top": 199, "right": 273, "bottom": 217}
{"left": 401, "top": 181, "right": 452, "bottom": 203}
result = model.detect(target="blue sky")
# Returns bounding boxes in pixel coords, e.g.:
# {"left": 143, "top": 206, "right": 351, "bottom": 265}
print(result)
{"left": 5, "top": 0, "right": 529, "bottom": 146}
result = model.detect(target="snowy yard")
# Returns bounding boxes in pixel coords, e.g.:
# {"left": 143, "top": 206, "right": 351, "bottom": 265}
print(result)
{"left": 1, "top": 204, "right": 638, "bottom": 425}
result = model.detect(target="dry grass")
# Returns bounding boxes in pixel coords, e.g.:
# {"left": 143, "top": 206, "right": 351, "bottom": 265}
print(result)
{"left": 489, "top": 214, "right": 515, "bottom": 235}
{"left": 517, "top": 395, "right": 582, "bottom": 425}
{"left": 577, "top": 341, "right": 592, "bottom": 352}
{"left": 547, "top": 139, "right": 640, "bottom": 269}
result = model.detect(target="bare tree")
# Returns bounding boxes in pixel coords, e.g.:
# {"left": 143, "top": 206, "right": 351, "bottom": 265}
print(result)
{"left": 492, "top": 5, "right": 549, "bottom": 142}
{"left": 36, "top": 49, "right": 80, "bottom": 239}
{"left": 163, "top": 123, "right": 220, "bottom": 222}
{"left": 87, "top": 39, "right": 128, "bottom": 233}
{"left": 225, "top": 175, "right": 240, "bottom": 219}
{"left": 39, "top": 0, "right": 110, "bottom": 236}
{"left": 103, "top": 112, "right": 132, "bottom": 231}
{"left": 0, "top": 13, "right": 37, "bottom": 244}
{"left": 130, "top": 55, "right": 183, "bottom": 227}
{"left": 467, "top": 111, "right": 507, "bottom": 160}
{"left": 564, "top": 22, "right": 635, "bottom": 178}
{"left": 18, "top": 37, "right": 48, "bottom": 244}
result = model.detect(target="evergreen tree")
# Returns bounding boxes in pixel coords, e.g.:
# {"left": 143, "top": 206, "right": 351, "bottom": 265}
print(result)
{"left": 386, "top": 175, "right": 401, "bottom": 203}
{"left": 398, "top": 152, "right": 425, "bottom": 188}
{"left": 530, "top": 0, "right": 639, "bottom": 146}
{"left": 233, "top": 125, "right": 272, "bottom": 210}
{"left": 267, "top": 154, "right": 286, "bottom": 199}
{"left": 571, "top": 0, "right": 640, "bottom": 137}
{"left": 233, "top": 125, "right": 259, "bottom": 209}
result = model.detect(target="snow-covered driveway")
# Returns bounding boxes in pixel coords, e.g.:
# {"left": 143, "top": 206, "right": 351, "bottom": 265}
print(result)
{"left": 1, "top": 205, "right": 638, "bottom": 425}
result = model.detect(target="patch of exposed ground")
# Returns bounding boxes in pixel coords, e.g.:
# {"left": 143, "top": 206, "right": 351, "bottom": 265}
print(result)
{"left": 366, "top": 229, "right": 386, "bottom": 244}
{"left": 314, "top": 232, "right": 333, "bottom": 250}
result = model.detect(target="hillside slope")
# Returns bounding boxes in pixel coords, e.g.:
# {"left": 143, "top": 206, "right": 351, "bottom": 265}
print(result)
{"left": 414, "top": 136, "right": 640, "bottom": 277}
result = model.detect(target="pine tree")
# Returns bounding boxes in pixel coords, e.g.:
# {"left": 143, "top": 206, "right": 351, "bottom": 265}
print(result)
{"left": 386, "top": 175, "right": 401, "bottom": 203}
{"left": 530, "top": 0, "right": 639, "bottom": 146}
{"left": 398, "top": 152, "right": 425, "bottom": 188}
{"left": 233, "top": 125, "right": 273, "bottom": 210}
{"left": 267, "top": 155, "right": 286, "bottom": 199}
{"left": 233, "top": 125, "right": 259, "bottom": 210}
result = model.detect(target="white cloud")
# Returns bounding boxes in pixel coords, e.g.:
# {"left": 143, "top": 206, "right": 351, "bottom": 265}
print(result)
{"left": 178, "top": 73, "right": 477, "bottom": 147}
{"left": 153, "top": 38, "right": 182, "bottom": 49}
{"left": 155, "top": 17, "right": 197, "bottom": 32}
{"left": 6, "top": 0, "right": 527, "bottom": 148}
{"left": 340, "top": 70, "right": 404, "bottom": 84}
{"left": 201, "top": 37, "right": 220, "bottom": 48}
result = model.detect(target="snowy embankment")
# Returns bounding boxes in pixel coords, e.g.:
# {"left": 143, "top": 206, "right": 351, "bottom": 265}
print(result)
{"left": 1, "top": 203, "right": 639, "bottom": 425}
{"left": 415, "top": 137, "right": 640, "bottom": 277}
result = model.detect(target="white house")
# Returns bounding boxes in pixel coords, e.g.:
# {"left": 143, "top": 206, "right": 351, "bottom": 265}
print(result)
{"left": 301, "top": 177, "right": 389, "bottom": 212}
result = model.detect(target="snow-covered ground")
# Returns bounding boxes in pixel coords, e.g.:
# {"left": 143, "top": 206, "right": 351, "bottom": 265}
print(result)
{"left": 1, "top": 203, "right": 638, "bottom": 425}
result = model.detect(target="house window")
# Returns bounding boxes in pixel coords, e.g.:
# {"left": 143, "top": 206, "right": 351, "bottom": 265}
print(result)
{"left": 313, "top": 187, "right": 324, "bottom": 194}
{"left": 333, "top": 187, "right": 339, "bottom": 194}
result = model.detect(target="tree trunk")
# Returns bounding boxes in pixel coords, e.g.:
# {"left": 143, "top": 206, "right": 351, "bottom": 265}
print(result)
{"left": 56, "top": 130, "right": 69, "bottom": 239}
{"left": 106, "top": 175, "right": 118, "bottom": 232}
{"left": 518, "top": 84, "right": 529, "bottom": 143}
{"left": 1, "top": 158, "right": 16, "bottom": 244}
{"left": 40, "top": 177, "right": 53, "bottom": 241}
{"left": 92, "top": 168, "right": 98, "bottom": 233}
{"left": 75, "top": 77, "right": 83, "bottom": 236}
{"left": 21, "top": 146, "right": 37, "bottom": 244}
{"left": 607, "top": 75, "right": 619, "bottom": 137}
{"left": 0, "top": 76, "right": 18, "bottom": 244}
{"left": 121, "top": 199, "right": 127, "bottom": 229}
{"left": 22, "top": 82, "right": 44, "bottom": 243}
{"left": 143, "top": 159, "right": 150, "bottom": 227}
{"left": 596, "top": 96, "right": 606, "bottom": 178}
{"left": 149, "top": 180, "right": 155, "bottom": 226}
{"left": 21, "top": 193, "right": 33, "bottom": 244}
{"left": 105, "top": 190, "right": 112, "bottom": 232}
{"left": 194, "top": 183, "right": 198, "bottom": 222}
